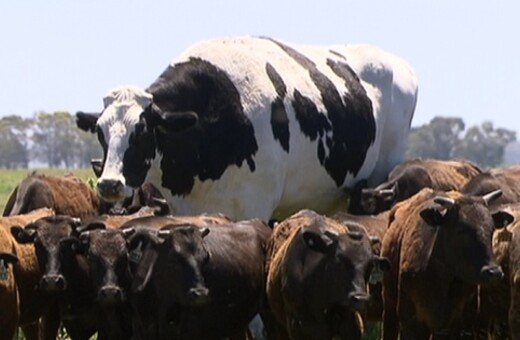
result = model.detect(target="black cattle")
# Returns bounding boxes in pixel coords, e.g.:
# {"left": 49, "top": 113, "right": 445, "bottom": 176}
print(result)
{"left": 11, "top": 215, "right": 100, "bottom": 339}
{"left": 348, "top": 159, "right": 482, "bottom": 215}
{"left": 265, "top": 210, "right": 390, "bottom": 340}
{"left": 128, "top": 219, "right": 272, "bottom": 339}
{"left": 70, "top": 228, "right": 135, "bottom": 340}
{"left": 331, "top": 210, "right": 391, "bottom": 322}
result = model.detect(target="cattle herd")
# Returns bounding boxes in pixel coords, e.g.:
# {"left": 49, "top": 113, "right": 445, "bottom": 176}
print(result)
{"left": 2, "top": 36, "right": 520, "bottom": 340}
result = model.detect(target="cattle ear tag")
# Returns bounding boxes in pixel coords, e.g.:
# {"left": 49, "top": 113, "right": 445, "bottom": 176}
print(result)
{"left": 129, "top": 241, "right": 143, "bottom": 263}
{"left": 0, "top": 260, "right": 8, "bottom": 281}
{"left": 369, "top": 262, "right": 384, "bottom": 284}
{"left": 497, "top": 228, "right": 513, "bottom": 243}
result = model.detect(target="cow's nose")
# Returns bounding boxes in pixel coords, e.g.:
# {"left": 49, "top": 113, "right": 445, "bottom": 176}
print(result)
{"left": 99, "top": 285, "right": 124, "bottom": 303}
{"left": 347, "top": 292, "right": 370, "bottom": 311}
{"left": 188, "top": 287, "right": 209, "bottom": 305}
{"left": 97, "top": 179, "right": 124, "bottom": 199}
{"left": 480, "top": 265, "right": 504, "bottom": 282}
{"left": 40, "top": 274, "right": 67, "bottom": 292}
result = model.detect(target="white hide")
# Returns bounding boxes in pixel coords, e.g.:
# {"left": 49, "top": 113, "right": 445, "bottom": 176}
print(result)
{"left": 96, "top": 37, "right": 418, "bottom": 221}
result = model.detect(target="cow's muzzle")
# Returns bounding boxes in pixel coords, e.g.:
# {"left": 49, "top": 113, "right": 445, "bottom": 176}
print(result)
{"left": 40, "top": 274, "right": 67, "bottom": 292}
{"left": 98, "top": 285, "right": 125, "bottom": 303}
{"left": 97, "top": 179, "right": 126, "bottom": 202}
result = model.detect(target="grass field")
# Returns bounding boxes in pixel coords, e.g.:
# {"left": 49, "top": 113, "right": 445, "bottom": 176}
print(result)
{"left": 0, "top": 168, "right": 94, "bottom": 213}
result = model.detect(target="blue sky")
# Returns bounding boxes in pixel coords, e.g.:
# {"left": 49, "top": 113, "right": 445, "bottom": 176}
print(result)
{"left": 1, "top": 1, "right": 518, "bottom": 132}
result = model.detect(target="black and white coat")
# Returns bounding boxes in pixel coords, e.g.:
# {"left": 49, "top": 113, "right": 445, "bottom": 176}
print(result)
{"left": 76, "top": 36, "right": 418, "bottom": 221}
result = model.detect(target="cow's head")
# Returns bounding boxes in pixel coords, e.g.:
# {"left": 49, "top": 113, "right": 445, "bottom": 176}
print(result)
{"left": 11, "top": 215, "right": 82, "bottom": 292}
{"left": 300, "top": 226, "right": 390, "bottom": 311}
{"left": 76, "top": 86, "right": 199, "bottom": 203}
{"left": 419, "top": 189, "right": 513, "bottom": 284}
{"left": 71, "top": 228, "right": 135, "bottom": 304}
{"left": 128, "top": 224, "right": 211, "bottom": 306}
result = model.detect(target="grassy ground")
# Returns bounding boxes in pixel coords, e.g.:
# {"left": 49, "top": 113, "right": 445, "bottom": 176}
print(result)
{"left": 0, "top": 168, "right": 94, "bottom": 213}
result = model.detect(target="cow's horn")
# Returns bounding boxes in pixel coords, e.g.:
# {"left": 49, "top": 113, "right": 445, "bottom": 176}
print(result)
{"left": 482, "top": 189, "right": 503, "bottom": 205}
{"left": 121, "top": 227, "right": 135, "bottom": 238}
{"left": 379, "top": 189, "right": 395, "bottom": 195}
{"left": 433, "top": 196, "right": 455, "bottom": 208}
{"left": 158, "top": 230, "right": 171, "bottom": 238}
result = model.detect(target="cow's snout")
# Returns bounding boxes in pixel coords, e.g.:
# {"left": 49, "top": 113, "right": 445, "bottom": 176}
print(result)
{"left": 99, "top": 285, "right": 124, "bottom": 303}
{"left": 480, "top": 265, "right": 504, "bottom": 282}
{"left": 97, "top": 179, "right": 125, "bottom": 201}
{"left": 188, "top": 287, "right": 209, "bottom": 305}
{"left": 347, "top": 292, "right": 370, "bottom": 311}
{"left": 40, "top": 274, "right": 67, "bottom": 292}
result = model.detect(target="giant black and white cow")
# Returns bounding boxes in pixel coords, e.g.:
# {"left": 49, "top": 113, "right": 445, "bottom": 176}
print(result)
{"left": 76, "top": 37, "right": 418, "bottom": 221}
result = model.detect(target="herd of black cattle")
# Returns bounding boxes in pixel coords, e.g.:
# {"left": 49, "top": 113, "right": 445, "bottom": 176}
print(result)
{"left": 2, "top": 158, "right": 520, "bottom": 340}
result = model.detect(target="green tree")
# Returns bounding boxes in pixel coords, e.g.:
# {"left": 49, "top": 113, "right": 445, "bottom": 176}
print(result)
{"left": 406, "top": 117, "right": 465, "bottom": 160}
{"left": 32, "top": 111, "right": 78, "bottom": 168}
{"left": 453, "top": 121, "right": 516, "bottom": 169}
{"left": 0, "top": 115, "right": 31, "bottom": 169}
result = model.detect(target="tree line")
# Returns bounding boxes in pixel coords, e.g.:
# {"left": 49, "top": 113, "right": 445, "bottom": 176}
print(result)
{"left": 0, "top": 112, "right": 516, "bottom": 170}
{"left": 0, "top": 112, "right": 100, "bottom": 169}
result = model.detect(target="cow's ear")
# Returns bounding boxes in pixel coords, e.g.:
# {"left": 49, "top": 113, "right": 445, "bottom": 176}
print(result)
{"left": 11, "top": 225, "right": 36, "bottom": 244}
{"left": 76, "top": 112, "right": 100, "bottom": 133}
{"left": 492, "top": 211, "right": 514, "bottom": 229}
{"left": 152, "top": 105, "right": 199, "bottom": 133}
{"left": 302, "top": 229, "right": 337, "bottom": 253}
{"left": 129, "top": 232, "right": 161, "bottom": 293}
{"left": 420, "top": 197, "right": 455, "bottom": 226}
{"left": 0, "top": 253, "right": 18, "bottom": 266}
{"left": 200, "top": 228, "right": 210, "bottom": 238}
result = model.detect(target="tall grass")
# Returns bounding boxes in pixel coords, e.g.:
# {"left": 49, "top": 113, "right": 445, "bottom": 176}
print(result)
{"left": 0, "top": 168, "right": 94, "bottom": 213}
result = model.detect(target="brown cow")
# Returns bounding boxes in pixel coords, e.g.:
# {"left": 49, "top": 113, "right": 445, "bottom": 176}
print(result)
{"left": 0, "top": 208, "right": 55, "bottom": 340}
{"left": 3, "top": 172, "right": 100, "bottom": 219}
{"left": 381, "top": 188, "right": 512, "bottom": 339}
{"left": 3, "top": 172, "right": 168, "bottom": 218}
{"left": 0, "top": 252, "right": 18, "bottom": 340}
{"left": 265, "top": 209, "right": 390, "bottom": 340}
{"left": 349, "top": 158, "right": 482, "bottom": 215}
{"left": 462, "top": 165, "right": 520, "bottom": 208}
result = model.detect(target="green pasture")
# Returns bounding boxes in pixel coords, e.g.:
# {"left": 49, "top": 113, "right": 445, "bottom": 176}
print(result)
{"left": 0, "top": 168, "right": 94, "bottom": 213}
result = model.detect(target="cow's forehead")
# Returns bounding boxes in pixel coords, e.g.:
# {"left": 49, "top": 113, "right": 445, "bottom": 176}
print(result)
{"left": 98, "top": 86, "right": 152, "bottom": 129}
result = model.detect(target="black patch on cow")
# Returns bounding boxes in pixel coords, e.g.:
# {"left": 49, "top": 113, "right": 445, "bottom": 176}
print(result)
{"left": 140, "top": 57, "right": 258, "bottom": 196}
{"left": 123, "top": 111, "right": 156, "bottom": 188}
{"left": 263, "top": 38, "right": 375, "bottom": 186}
{"left": 329, "top": 49, "right": 347, "bottom": 60}
{"left": 266, "top": 63, "right": 290, "bottom": 152}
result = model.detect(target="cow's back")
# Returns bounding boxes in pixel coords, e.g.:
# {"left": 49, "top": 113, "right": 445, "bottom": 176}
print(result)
{"left": 5, "top": 173, "right": 100, "bottom": 219}
{"left": 146, "top": 37, "right": 417, "bottom": 221}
